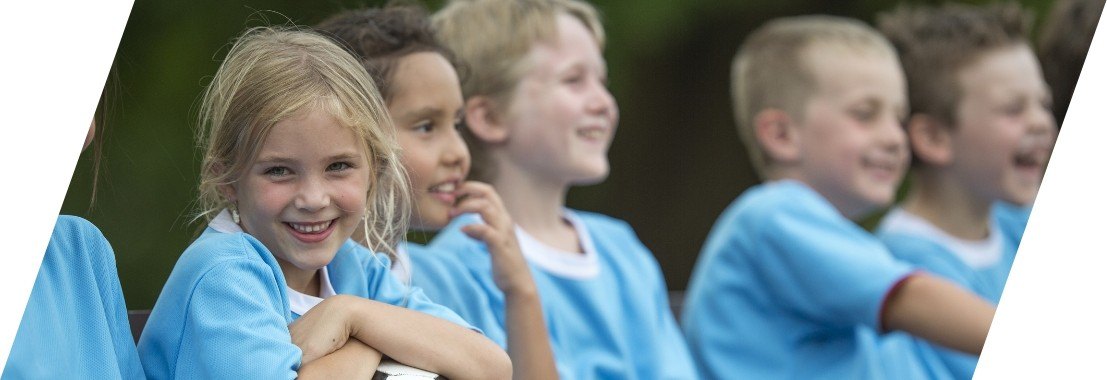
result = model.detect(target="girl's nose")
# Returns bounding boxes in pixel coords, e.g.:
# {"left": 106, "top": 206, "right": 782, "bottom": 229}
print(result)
{"left": 294, "top": 176, "right": 330, "bottom": 212}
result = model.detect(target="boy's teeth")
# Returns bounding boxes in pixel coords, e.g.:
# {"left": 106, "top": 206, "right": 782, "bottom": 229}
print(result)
{"left": 291, "top": 221, "right": 330, "bottom": 233}
{"left": 578, "top": 129, "right": 604, "bottom": 139}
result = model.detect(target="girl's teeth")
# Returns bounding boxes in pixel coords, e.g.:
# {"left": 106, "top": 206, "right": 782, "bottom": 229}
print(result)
{"left": 431, "top": 183, "right": 456, "bottom": 193}
{"left": 291, "top": 221, "right": 329, "bottom": 233}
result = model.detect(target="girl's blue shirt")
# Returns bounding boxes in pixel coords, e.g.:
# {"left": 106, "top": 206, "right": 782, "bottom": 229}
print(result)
{"left": 137, "top": 215, "right": 473, "bottom": 380}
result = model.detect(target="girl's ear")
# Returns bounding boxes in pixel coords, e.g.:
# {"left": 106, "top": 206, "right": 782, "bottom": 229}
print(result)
{"left": 754, "top": 108, "right": 801, "bottom": 163}
{"left": 463, "top": 96, "right": 509, "bottom": 144}
{"left": 211, "top": 163, "right": 237, "bottom": 203}
{"left": 219, "top": 185, "right": 237, "bottom": 204}
{"left": 906, "top": 114, "right": 953, "bottom": 166}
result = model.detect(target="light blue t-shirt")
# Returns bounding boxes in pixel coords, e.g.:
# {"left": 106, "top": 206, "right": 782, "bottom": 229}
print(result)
{"left": 876, "top": 203, "right": 1026, "bottom": 379}
{"left": 137, "top": 219, "right": 474, "bottom": 379}
{"left": 3, "top": 215, "right": 144, "bottom": 379}
{"left": 416, "top": 210, "right": 697, "bottom": 379}
{"left": 682, "top": 180, "right": 917, "bottom": 379}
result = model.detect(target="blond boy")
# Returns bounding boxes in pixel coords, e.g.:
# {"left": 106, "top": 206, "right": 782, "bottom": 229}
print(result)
{"left": 416, "top": 0, "right": 699, "bottom": 378}
{"left": 874, "top": 4, "right": 1058, "bottom": 379}
{"left": 682, "top": 15, "right": 997, "bottom": 379}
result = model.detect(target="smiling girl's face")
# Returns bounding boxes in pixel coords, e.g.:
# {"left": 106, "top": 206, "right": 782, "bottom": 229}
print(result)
{"left": 226, "top": 107, "right": 371, "bottom": 289}
{"left": 388, "top": 52, "right": 470, "bottom": 230}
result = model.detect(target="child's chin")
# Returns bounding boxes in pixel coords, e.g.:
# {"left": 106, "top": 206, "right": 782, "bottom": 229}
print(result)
{"left": 1002, "top": 189, "right": 1039, "bottom": 207}
{"left": 570, "top": 167, "right": 610, "bottom": 186}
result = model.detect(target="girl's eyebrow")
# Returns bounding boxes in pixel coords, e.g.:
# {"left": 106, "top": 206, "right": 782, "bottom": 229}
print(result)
{"left": 253, "top": 155, "right": 294, "bottom": 165}
{"left": 397, "top": 106, "right": 446, "bottom": 121}
{"left": 253, "top": 152, "right": 362, "bottom": 164}
{"left": 327, "top": 152, "right": 362, "bottom": 161}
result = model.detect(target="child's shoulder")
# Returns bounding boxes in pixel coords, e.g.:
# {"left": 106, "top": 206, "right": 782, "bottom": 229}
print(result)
{"left": 430, "top": 214, "right": 491, "bottom": 252}
{"left": 569, "top": 209, "right": 636, "bottom": 235}
{"left": 721, "top": 180, "right": 847, "bottom": 234}
{"left": 53, "top": 214, "right": 102, "bottom": 235}
{"left": 738, "top": 180, "right": 830, "bottom": 214}
{"left": 993, "top": 201, "right": 1032, "bottom": 242}
{"left": 172, "top": 229, "right": 282, "bottom": 284}
{"left": 333, "top": 239, "right": 394, "bottom": 268}
{"left": 51, "top": 215, "right": 110, "bottom": 252}
{"left": 187, "top": 229, "right": 265, "bottom": 260}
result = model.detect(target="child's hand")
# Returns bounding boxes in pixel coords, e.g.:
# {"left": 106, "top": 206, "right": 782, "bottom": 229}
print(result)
{"left": 450, "top": 181, "right": 536, "bottom": 296}
{"left": 289, "top": 295, "right": 356, "bottom": 365}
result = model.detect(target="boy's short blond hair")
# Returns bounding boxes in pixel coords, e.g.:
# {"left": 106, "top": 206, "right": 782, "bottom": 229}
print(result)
{"left": 878, "top": 3, "right": 1030, "bottom": 127}
{"left": 732, "top": 16, "right": 897, "bottom": 178}
{"left": 433, "top": 0, "right": 605, "bottom": 181}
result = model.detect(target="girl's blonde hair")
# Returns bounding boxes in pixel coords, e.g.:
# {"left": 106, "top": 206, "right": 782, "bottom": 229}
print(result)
{"left": 196, "top": 26, "right": 410, "bottom": 259}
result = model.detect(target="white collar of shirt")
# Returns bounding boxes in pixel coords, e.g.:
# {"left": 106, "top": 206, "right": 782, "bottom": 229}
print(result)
{"left": 880, "top": 207, "right": 1003, "bottom": 269}
{"left": 514, "top": 209, "right": 600, "bottom": 279}
{"left": 390, "top": 243, "right": 413, "bottom": 284}
{"left": 209, "top": 209, "right": 338, "bottom": 314}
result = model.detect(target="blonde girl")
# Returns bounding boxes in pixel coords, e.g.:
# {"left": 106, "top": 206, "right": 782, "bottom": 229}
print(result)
{"left": 137, "top": 26, "right": 509, "bottom": 379}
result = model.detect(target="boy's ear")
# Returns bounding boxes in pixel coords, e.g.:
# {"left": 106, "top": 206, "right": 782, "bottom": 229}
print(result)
{"left": 905, "top": 114, "right": 953, "bottom": 166}
{"left": 753, "top": 108, "right": 801, "bottom": 163}
{"left": 464, "top": 96, "right": 509, "bottom": 144}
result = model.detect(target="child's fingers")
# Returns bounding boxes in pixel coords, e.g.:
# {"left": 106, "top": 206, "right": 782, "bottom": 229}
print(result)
{"left": 452, "top": 197, "right": 493, "bottom": 218}
{"left": 452, "top": 181, "right": 498, "bottom": 200}
{"left": 461, "top": 223, "right": 492, "bottom": 242}
{"left": 452, "top": 181, "right": 512, "bottom": 228}
{"left": 462, "top": 223, "right": 517, "bottom": 251}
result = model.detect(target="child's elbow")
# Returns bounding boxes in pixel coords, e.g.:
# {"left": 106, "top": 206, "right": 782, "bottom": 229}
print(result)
{"left": 482, "top": 348, "right": 512, "bottom": 380}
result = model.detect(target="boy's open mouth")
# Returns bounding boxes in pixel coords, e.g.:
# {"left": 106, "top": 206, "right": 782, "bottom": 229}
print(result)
{"left": 1013, "top": 149, "right": 1046, "bottom": 170}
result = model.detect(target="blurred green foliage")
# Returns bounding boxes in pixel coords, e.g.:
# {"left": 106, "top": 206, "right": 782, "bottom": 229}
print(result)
{"left": 62, "top": 0, "right": 1053, "bottom": 309}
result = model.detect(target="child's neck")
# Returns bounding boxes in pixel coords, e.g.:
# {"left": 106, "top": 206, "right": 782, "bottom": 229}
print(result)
{"left": 492, "top": 164, "right": 583, "bottom": 254}
{"left": 278, "top": 261, "right": 322, "bottom": 297}
{"left": 902, "top": 172, "right": 993, "bottom": 240}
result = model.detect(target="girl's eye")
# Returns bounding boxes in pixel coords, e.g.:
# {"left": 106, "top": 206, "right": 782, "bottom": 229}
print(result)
{"left": 264, "top": 166, "right": 290, "bottom": 177}
{"left": 327, "top": 162, "right": 351, "bottom": 172}
{"left": 414, "top": 121, "right": 433, "bottom": 134}
{"left": 453, "top": 118, "right": 465, "bottom": 131}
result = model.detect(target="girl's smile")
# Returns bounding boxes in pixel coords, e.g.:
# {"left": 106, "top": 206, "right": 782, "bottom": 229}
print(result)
{"left": 224, "top": 105, "right": 372, "bottom": 292}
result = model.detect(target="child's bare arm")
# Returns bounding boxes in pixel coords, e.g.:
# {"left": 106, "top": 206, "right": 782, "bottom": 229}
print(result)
{"left": 882, "top": 273, "right": 996, "bottom": 355}
{"left": 292, "top": 294, "right": 512, "bottom": 380}
{"left": 451, "top": 181, "right": 560, "bottom": 380}
{"left": 297, "top": 338, "right": 381, "bottom": 379}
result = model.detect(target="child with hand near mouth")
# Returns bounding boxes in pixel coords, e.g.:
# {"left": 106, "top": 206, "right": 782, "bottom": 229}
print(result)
{"left": 317, "top": 6, "right": 557, "bottom": 379}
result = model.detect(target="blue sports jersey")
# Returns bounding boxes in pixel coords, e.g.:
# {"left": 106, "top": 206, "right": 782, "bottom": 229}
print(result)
{"left": 137, "top": 223, "right": 473, "bottom": 379}
{"left": 876, "top": 204, "right": 1025, "bottom": 379}
{"left": 993, "top": 201, "right": 1032, "bottom": 243}
{"left": 682, "top": 180, "right": 917, "bottom": 379}
{"left": 3, "top": 216, "right": 144, "bottom": 379}
{"left": 418, "top": 210, "right": 697, "bottom": 379}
